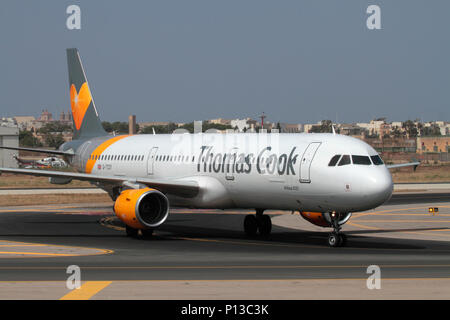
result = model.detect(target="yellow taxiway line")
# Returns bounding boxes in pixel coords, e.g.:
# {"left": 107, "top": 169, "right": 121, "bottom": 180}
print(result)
{"left": 0, "top": 240, "right": 113, "bottom": 258}
{"left": 60, "top": 281, "right": 112, "bottom": 300}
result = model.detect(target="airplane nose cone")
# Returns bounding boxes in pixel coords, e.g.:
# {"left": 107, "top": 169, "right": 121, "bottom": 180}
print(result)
{"left": 364, "top": 169, "right": 393, "bottom": 205}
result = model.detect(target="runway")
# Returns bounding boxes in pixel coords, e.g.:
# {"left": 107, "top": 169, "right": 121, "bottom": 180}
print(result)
{"left": 0, "top": 192, "right": 449, "bottom": 299}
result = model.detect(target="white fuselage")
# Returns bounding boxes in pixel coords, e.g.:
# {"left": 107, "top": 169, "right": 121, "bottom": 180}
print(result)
{"left": 76, "top": 132, "right": 393, "bottom": 213}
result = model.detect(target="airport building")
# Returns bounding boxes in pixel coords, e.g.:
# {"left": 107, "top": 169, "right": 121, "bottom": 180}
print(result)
{"left": 417, "top": 136, "right": 450, "bottom": 153}
{"left": 0, "top": 126, "right": 19, "bottom": 168}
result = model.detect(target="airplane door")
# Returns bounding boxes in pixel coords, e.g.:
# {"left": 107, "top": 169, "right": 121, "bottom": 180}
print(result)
{"left": 147, "top": 147, "right": 158, "bottom": 175}
{"left": 299, "top": 142, "right": 321, "bottom": 183}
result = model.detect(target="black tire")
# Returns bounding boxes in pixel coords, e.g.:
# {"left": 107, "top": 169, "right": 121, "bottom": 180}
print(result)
{"left": 258, "top": 215, "right": 272, "bottom": 236}
{"left": 339, "top": 234, "right": 347, "bottom": 246}
{"left": 126, "top": 225, "right": 139, "bottom": 238}
{"left": 244, "top": 215, "right": 258, "bottom": 236}
{"left": 141, "top": 229, "right": 154, "bottom": 238}
{"left": 328, "top": 233, "right": 341, "bottom": 247}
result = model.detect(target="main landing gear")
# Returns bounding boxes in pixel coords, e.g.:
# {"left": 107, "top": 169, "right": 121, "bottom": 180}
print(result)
{"left": 327, "top": 212, "right": 347, "bottom": 247}
{"left": 125, "top": 225, "right": 154, "bottom": 239}
{"left": 244, "top": 209, "right": 272, "bottom": 237}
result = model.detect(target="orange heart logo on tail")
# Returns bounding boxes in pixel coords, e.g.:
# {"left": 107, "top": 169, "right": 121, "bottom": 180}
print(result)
{"left": 70, "top": 82, "right": 92, "bottom": 130}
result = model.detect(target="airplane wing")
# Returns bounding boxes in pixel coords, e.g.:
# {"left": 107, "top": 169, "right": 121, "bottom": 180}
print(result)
{"left": 0, "top": 146, "right": 74, "bottom": 156}
{"left": 0, "top": 167, "right": 199, "bottom": 198}
{"left": 386, "top": 162, "right": 420, "bottom": 171}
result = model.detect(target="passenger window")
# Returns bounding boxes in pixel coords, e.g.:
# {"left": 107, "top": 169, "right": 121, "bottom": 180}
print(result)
{"left": 352, "top": 155, "right": 371, "bottom": 165}
{"left": 370, "top": 155, "right": 384, "bottom": 165}
{"left": 338, "top": 155, "right": 351, "bottom": 166}
{"left": 328, "top": 155, "right": 341, "bottom": 166}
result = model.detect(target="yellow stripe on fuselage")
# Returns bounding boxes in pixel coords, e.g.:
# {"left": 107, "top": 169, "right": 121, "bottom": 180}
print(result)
{"left": 85, "top": 135, "right": 129, "bottom": 173}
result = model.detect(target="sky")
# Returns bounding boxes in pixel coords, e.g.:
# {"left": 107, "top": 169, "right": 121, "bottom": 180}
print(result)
{"left": 0, "top": 1, "right": 449, "bottom": 124}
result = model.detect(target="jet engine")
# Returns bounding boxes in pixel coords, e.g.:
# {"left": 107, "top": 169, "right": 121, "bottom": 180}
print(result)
{"left": 113, "top": 187, "right": 169, "bottom": 230}
{"left": 299, "top": 211, "right": 352, "bottom": 228}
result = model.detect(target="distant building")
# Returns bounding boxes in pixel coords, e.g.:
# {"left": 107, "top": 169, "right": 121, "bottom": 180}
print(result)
{"left": 279, "top": 123, "right": 303, "bottom": 133}
{"left": 230, "top": 118, "right": 251, "bottom": 132}
{"left": 417, "top": 136, "right": 450, "bottom": 153}
{"left": 13, "top": 116, "right": 36, "bottom": 131}
{"left": 59, "top": 111, "right": 72, "bottom": 123}
{"left": 434, "top": 121, "right": 449, "bottom": 136}
{"left": 338, "top": 124, "right": 366, "bottom": 137}
{"left": 391, "top": 121, "right": 403, "bottom": 129}
{"left": 303, "top": 124, "right": 315, "bottom": 133}
{"left": 208, "top": 118, "right": 231, "bottom": 125}
{"left": 357, "top": 119, "right": 386, "bottom": 136}
{"left": 365, "top": 137, "right": 416, "bottom": 153}
{"left": 0, "top": 126, "right": 19, "bottom": 168}
{"left": 0, "top": 117, "right": 17, "bottom": 128}
{"left": 38, "top": 109, "right": 53, "bottom": 122}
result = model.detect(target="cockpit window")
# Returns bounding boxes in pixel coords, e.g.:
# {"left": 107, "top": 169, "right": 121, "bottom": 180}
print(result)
{"left": 328, "top": 155, "right": 341, "bottom": 166}
{"left": 370, "top": 155, "right": 384, "bottom": 165}
{"left": 352, "top": 155, "right": 371, "bottom": 165}
{"left": 338, "top": 155, "right": 351, "bottom": 166}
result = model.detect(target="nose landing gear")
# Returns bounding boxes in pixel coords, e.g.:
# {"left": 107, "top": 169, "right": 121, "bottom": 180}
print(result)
{"left": 328, "top": 232, "right": 347, "bottom": 247}
{"left": 244, "top": 209, "right": 272, "bottom": 237}
{"left": 328, "top": 212, "right": 347, "bottom": 247}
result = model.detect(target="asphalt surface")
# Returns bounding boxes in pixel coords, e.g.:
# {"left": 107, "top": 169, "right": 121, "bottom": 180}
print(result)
{"left": 0, "top": 192, "right": 449, "bottom": 283}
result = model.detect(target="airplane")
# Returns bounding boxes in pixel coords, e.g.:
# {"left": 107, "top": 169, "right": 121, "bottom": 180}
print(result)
{"left": 0, "top": 48, "right": 420, "bottom": 247}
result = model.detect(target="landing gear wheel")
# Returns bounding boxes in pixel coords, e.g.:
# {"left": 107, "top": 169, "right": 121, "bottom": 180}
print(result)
{"left": 126, "top": 225, "right": 139, "bottom": 238}
{"left": 328, "top": 232, "right": 342, "bottom": 247}
{"left": 257, "top": 215, "right": 272, "bottom": 237}
{"left": 141, "top": 229, "right": 154, "bottom": 238}
{"left": 244, "top": 215, "right": 258, "bottom": 236}
{"left": 339, "top": 234, "right": 347, "bottom": 246}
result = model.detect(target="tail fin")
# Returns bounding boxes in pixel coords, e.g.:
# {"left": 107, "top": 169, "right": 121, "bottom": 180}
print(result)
{"left": 66, "top": 48, "right": 107, "bottom": 140}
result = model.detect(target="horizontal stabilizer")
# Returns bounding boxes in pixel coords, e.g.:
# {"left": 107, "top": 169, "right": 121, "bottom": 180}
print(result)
{"left": 0, "top": 146, "right": 74, "bottom": 156}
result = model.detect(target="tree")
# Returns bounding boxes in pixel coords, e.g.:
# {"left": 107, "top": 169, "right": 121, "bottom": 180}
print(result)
{"left": 310, "top": 120, "right": 332, "bottom": 133}
{"left": 19, "top": 130, "right": 42, "bottom": 147}
{"left": 140, "top": 122, "right": 178, "bottom": 134}
{"left": 38, "top": 122, "right": 72, "bottom": 134}
{"left": 44, "top": 133, "right": 65, "bottom": 149}
{"left": 391, "top": 126, "right": 404, "bottom": 138}
{"left": 402, "top": 120, "right": 418, "bottom": 138}
{"left": 422, "top": 124, "right": 441, "bottom": 136}
{"left": 276, "top": 122, "right": 281, "bottom": 132}
{"left": 102, "top": 121, "right": 129, "bottom": 134}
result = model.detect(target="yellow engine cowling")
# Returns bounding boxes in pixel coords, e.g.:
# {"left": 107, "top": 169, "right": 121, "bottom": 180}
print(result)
{"left": 299, "top": 211, "right": 352, "bottom": 228}
{"left": 113, "top": 188, "right": 169, "bottom": 229}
